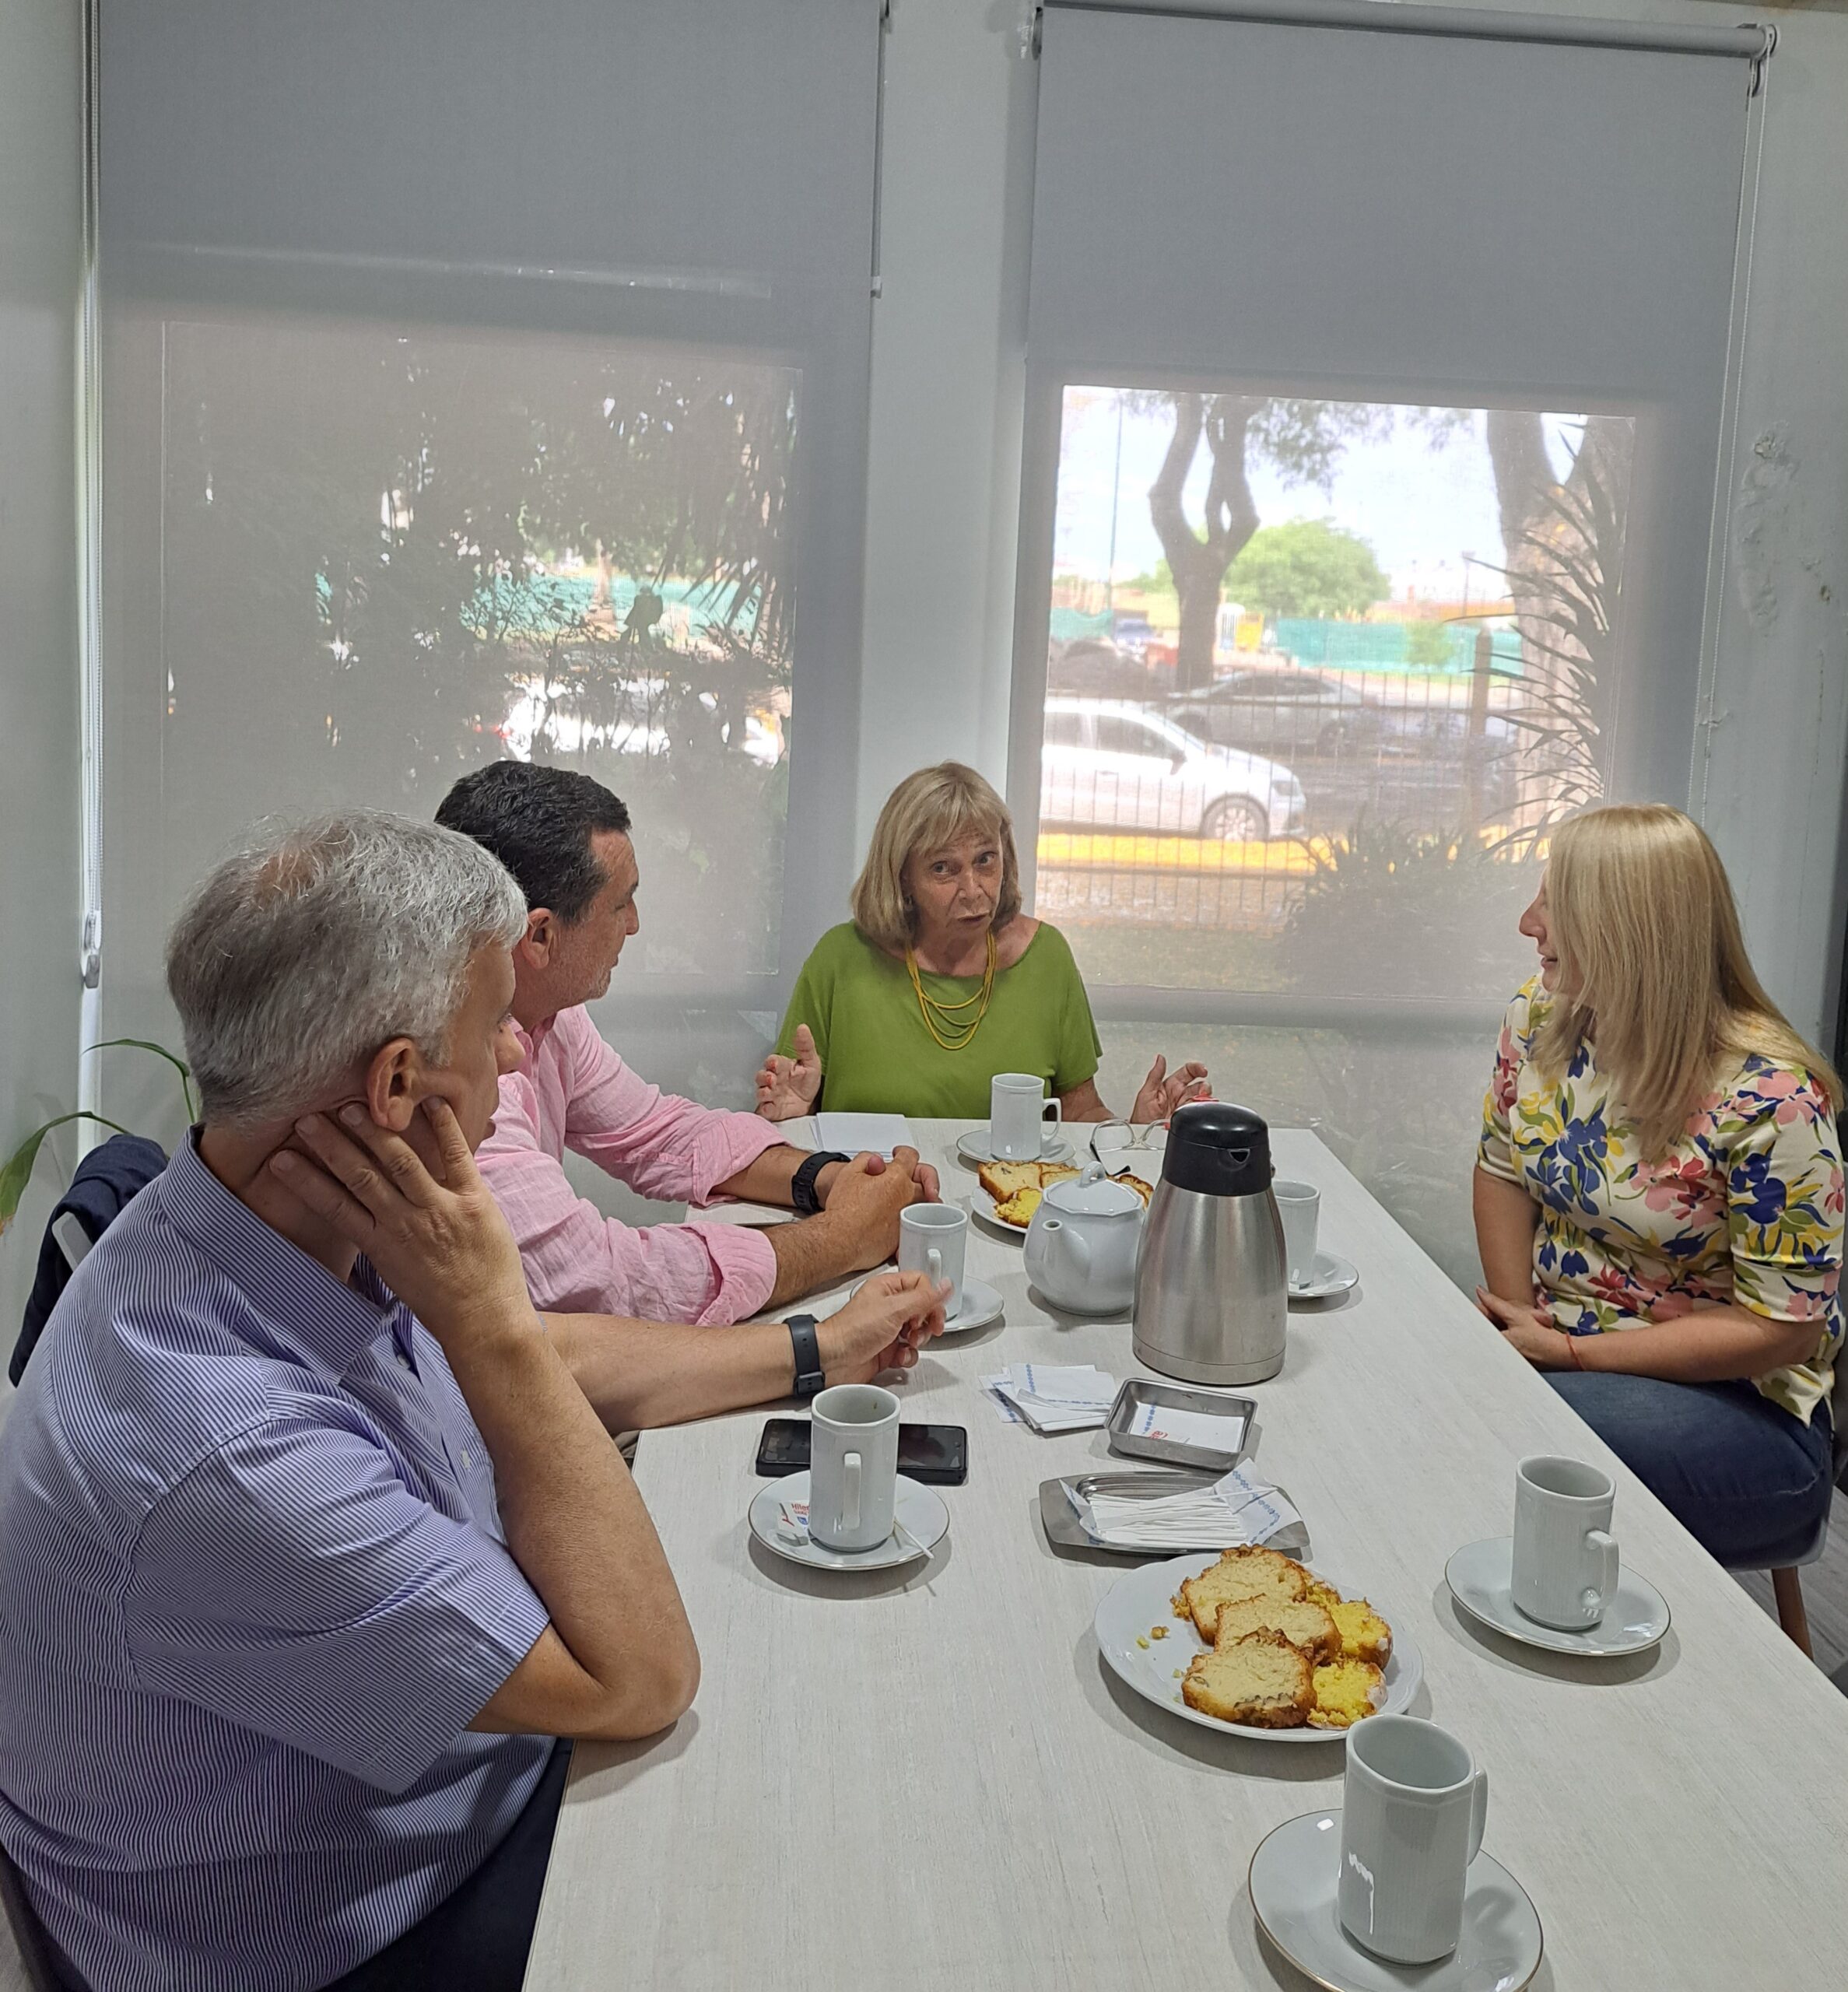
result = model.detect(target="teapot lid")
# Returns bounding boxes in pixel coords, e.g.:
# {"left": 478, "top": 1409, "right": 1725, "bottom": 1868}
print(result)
{"left": 1160, "top": 1101, "right": 1272, "bottom": 1198}
{"left": 1045, "top": 1166, "right": 1143, "bottom": 1217}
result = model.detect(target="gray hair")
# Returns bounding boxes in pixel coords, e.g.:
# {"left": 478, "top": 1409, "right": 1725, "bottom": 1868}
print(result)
{"left": 166, "top": 810, "right": 528, "bottom": 1128}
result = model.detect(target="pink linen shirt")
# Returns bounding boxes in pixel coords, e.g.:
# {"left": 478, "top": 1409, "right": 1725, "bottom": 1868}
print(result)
{"left": 478, "top": 1006, "right": 788, "bottom": 1325}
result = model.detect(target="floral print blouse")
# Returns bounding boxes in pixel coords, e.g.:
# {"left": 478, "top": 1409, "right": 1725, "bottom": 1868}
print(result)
{"left": 1479, "top": 976, "right": 1843, "bottom": 1425}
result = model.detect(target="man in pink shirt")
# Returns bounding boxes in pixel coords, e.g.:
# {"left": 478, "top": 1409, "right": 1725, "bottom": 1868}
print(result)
{"left": 439, "top": 763, "right": 938, "bottom": 1331}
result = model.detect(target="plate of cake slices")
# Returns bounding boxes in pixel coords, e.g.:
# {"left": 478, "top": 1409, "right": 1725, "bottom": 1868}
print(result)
{"left": 1092, "top": 1545, "right": 1421, "bottom": 1743}
{"left": 970, "top": 1159, "right": 1154, "bottom": 1236}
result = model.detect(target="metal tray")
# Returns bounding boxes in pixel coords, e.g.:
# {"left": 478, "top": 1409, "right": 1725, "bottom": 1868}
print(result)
{"left": 1038, "top": 1471, "right": 1217, "bottom": 1555}
{"left": 1105, "top": 1377, "right": 1256, "bottom": 1472}
{"left": 1037, "top": 1471, "right": 1310, "bottom": 1558}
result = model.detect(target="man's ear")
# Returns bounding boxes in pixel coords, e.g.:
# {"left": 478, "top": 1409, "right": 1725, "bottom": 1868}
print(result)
{"left": 363, "top": 1037, "right": 423, "bottom": 1132}
{"left": 515, "top": 907, "right": 556, "bottom": 970}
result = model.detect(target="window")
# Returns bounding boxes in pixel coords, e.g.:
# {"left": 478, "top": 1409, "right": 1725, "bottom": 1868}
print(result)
{"left": 1016, "top": 3, "right": 1759, "bottom": 1278}
{"left": 1038, "top": 386, "right": 1633, "bottom": 986}
{"left": 93, "top": 0, "right": 881, "bottom": 1124}
{"left": 149, "top": 319, "right": 797, "bottom": 982}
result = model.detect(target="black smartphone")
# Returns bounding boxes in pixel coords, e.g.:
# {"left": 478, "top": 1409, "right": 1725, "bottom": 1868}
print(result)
{"left": 755, "top": 1416, "right": 968, "bottom": 1486}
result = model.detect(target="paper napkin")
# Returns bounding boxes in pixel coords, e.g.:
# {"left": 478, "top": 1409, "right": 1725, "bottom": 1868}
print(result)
{"left": 983, "top": 1363, "right": 1117, "bottom": 1433}
{"left": 1070, "top": 1464, "right": 1304, "bottom": 1551}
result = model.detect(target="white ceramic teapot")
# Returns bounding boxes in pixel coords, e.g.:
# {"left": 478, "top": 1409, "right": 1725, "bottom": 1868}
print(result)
{"left": 1022, "top": 1164, "right": 1145, "bottom": 1316}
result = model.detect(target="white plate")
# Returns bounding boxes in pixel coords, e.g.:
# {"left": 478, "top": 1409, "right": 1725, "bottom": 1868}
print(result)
{"left": 1093, "top": 1551, "right": 1423, "bottom": 1744}
{"left": 748, "top": 1471, "right": 949, "bottom": 1573}
{"left": 1250, "top": 1809, "right": 1544, "bottom": 1992}
{"left": 1446, "top": 1536, "right": 1671, "bottom": 1657}
{"left": 956, "top": 1127, "right": 1074, "bottom": 1167}
{"left": 941, "top": 1275, "right": 1004, "bottom": 1334}
{"left": 1290, "top": 1251, "right": 1359, "bottom": 1300}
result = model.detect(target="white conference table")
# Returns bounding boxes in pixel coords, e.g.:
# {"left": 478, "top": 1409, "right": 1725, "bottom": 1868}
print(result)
{"left": 523, "top": 1122, "right": 1848, "bottom": 1991}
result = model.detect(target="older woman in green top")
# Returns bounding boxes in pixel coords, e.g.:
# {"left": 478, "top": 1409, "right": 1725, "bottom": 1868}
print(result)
{"left": 756, "top": 763, "right": 1209, "bottom": 1124}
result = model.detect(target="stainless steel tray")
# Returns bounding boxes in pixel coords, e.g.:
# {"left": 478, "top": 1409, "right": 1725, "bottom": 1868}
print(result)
{"left": 1105, "top": 1377, "right": 1256, "bottom": 1471}
{"left": 1037, "top": 1471, "right": 1309, "bottom": 1557}
{"left": 1037, "top": 1471, "right": 1216, "bottom": 1554}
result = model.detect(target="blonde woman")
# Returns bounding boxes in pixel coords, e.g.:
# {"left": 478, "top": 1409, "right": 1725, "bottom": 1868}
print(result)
{"left": 1475, "top": 803, "right": 1843, "bottom": 1565}
{"left": 756, "top": 763, "right": 1209, "bottom": 1124}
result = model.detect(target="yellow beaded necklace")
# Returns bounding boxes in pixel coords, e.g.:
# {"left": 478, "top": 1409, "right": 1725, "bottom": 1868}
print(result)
{"left": 905, "top": 931, "right": 998, "bottom": 1051}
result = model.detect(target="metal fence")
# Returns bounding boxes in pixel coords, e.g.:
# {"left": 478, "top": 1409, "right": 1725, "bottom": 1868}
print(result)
{"left": 1036, "top": 634, "right": 1527, "bottom": 934}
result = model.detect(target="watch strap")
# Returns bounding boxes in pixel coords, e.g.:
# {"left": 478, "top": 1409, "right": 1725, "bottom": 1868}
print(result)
{"left": 790, "top": 1149, "right": 849, "bottom": 1217}
{"left": 787, "top": 1313, "right": 826, "bottom": 1398}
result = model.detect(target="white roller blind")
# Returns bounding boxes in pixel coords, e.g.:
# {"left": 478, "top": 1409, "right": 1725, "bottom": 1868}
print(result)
{"left": 95, "top": 0, "right": 882, "bottom": 1131}
{"left": 1012, "top": 2, "right": 1763, "bottom": 1281}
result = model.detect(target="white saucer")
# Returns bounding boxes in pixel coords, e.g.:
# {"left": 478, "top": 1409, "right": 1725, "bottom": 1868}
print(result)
{"left": 956, "top": 1127, "right": 1074, "bottom": 1167}
{"left": 748, "top": 1471, "right": 949, "bottom": 1573}
{"left": 1446, "top": 1536, "right": 1671, "bottom": 1657}
{"left": 1250, "top": 1809, "right": 1544, "bottom": 1992}
{"left": 1290, "top": 1251, "right": 1359, "bottom": 1299}
{"left": 941, "top": 1276, "right": 1004, "bottom": 1334}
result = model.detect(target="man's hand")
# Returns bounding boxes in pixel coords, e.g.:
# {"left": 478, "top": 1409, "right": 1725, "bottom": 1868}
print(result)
{"left": 818, "top": 1149, "right": 942, "bottom": 1208}
{"left": 756, "top": 1025, "right": 822, "bottom": 1121}
{"left": 1131, "top": 1055, "right": 1212, "bottom": 1125}
{"left": 272, "top": 1099, "right": 536, "bottom": 1345}
{"left": 814, "top": 1148, "right": 928, "bottom": 1275}
{"left": 1475, "top": 1285, "right": 1574, "bottom": 1368}
{"left": 815, "top": 1270, "right": 951, "bottom": 1385}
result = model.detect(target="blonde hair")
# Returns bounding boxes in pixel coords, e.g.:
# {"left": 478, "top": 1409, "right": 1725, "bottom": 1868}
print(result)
{"left": 850, "top": 763, "right": 1022, "bottom": 952}
{"left": 1534, "top": 803, "right": 1841, "bottom": 1156}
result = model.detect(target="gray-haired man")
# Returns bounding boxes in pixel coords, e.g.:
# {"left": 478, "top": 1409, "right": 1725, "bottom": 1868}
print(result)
{"left": 0, "top": 812, "right": 941, "bottom": 1992}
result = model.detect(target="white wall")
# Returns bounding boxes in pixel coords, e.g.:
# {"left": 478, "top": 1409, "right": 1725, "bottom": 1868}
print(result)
{"left": 857, "top": 0, "right": 1848, "bottom": 1051}
{"left": 0, "top": 0, "right": 83, "bottom": 1436}
{"left": 854, "top": 0, "right": 1037, "bottom": 837}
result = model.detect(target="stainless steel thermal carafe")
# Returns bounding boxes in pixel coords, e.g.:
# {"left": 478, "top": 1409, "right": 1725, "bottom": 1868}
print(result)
{"left": 1131, "top": 1101, "right": 1287, "bottom": 1386}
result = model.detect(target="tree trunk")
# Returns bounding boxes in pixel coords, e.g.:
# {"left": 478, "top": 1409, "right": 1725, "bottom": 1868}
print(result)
{"left": 1485, "top": 412, "right": 1629, "bottom": 842}
{"left": 1147, "top": 393, "right": 1261, "bottom": 693}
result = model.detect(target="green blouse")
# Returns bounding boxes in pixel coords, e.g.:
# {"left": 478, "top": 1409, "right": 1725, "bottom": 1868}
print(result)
{"left": 776, "top": 922, "right": 1103, "bottom": 1120}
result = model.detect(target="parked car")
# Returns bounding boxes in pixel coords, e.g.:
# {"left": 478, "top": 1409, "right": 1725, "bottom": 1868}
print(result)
{"left": 1159, "top": 668, "right": 1380, "bottom": 757}
{"left": 1110, "top": 612, "right": 1155, "bottom": 662}
{"left": 1040, "top": 697, "right": 1306, "bottom": 840}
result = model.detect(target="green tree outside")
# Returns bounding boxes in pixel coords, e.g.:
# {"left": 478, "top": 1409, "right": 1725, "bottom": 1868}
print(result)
{"left": 1223, "top": 518, "right": 1388, "bottom": 620}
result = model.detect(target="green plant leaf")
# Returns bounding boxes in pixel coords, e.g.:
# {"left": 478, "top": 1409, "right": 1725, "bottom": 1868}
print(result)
{"left": 86, "top": 1036, "right": 198, "bottom": 1121}
{"left": 0, "top": 1111, "right": 135, "bottom": 1236}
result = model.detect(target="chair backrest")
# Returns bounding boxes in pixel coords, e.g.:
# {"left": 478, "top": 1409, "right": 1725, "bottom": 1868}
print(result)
{"left": 0, "top": 1843, "right": 75, "bottom": 1992}
{"left": 1832, "top": 1342, "right": 1848, "bottom": 1486}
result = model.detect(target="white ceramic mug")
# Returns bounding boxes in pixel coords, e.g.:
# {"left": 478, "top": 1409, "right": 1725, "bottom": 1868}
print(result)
{"left": 899, "top": 1202, "right": 968, "bottom": 1317}
{"left": 991, "top": 1072, "right": 1061, "bottom": 1160}
{"left": 1339, "top": 1716, "right": 1489, "bottom": 1965}
{"left": 808, "top": 1384, "right": 900, "bottom": 1552}
{"left": 1510, "top": 1454, "right": 1619, "bottom": 1630}
{"left": 1272, "top": 1178, "right": 1321, "bottom": 1288}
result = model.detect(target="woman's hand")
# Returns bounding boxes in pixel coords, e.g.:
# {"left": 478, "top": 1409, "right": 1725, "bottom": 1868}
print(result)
{"left": 756, "top": 1024, "right": 822, "bottom": 1121}
{"left": 815, "top": 1269, "right": 951, "bottom": 1384}
{"left": 272, "top": 1099, "right": 538, "bottom": 1347}
{"left": 1131, "top": 1055, "right": 1212, "bottom": 1126}
{"left": 1475, "top": 1285, "right": 1576, "bottom": 1368}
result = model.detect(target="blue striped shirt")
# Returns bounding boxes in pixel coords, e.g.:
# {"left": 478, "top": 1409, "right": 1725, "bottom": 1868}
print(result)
{"left": 0, "top": 1135, "right": 552, "bottom": 1992}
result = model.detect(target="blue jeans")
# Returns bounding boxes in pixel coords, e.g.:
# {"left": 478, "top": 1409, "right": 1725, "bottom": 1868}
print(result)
{"left": 1544, "top": 1372, "right": 1833, "bottom": 1568}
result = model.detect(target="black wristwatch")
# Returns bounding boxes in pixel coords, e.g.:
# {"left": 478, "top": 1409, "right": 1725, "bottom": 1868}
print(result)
{"left": 790, "top": 1149, "right": 849, "bottom": 1217}
{"left": 787, "top": 1313, "right": 826, "bottom": 1399}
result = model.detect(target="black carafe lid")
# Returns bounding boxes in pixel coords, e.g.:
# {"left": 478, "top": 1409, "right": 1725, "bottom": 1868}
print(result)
{"left": 1159, "top": 1101, "right": 1272, "bottom": 1197}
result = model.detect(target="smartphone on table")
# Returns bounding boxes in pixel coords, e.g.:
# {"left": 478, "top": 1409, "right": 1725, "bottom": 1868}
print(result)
{"left": 754, "top": 1417, "right": 968, "bottom": 1486}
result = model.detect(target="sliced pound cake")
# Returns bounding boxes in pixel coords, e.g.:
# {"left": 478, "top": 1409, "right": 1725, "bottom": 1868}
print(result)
{"left": 1308, "top": 1657, "right": 1387, "bottom": 1730}
{"left": 1324, "top": 1597, "right": 1392, "bottom": 1668}
{"left": 1212, "top": 1593, "right": 1340, "bottom": 1664}
{"left": 1182, "top": 1631, "right": 1314, "bottom": 1727}
{"left": 1304, "top": 1580, "right": 1393, "bottom": 1667}
{"left": 1174, "top": 1545, "right": 1308, "bottom": 1642}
